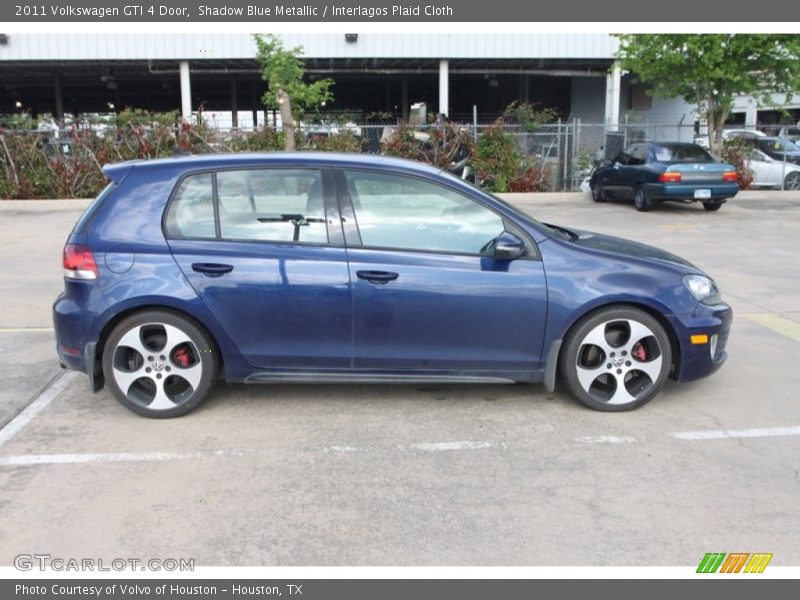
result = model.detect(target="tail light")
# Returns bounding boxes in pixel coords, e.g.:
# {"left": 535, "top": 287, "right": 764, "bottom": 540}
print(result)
{"left": 659, "top": 172, "right": 682, "bottom": 183}
{"left": 63, "top": 244, "right": 99, "bottom": 280}
{"left": 722, "top": 171, "right": 739, "bottom": 183}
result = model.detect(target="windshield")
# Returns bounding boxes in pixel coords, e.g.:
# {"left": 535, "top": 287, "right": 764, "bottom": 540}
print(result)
{"left": 652, "top": 144, "right": 714, "bottom": 163}
{"left": 762, "top": 139, "right": 800, "bottom": 153}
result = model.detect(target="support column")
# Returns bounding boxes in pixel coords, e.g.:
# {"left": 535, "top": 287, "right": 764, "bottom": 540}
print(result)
{"left": 179, "top": 60, "right": 192, "bottom": 121}
{"left": 438, "top": 59, "right": 449, "bottom": 117}
{"left": 605, "top": 62, "right": 621, "bottom": 131}
{"left": 53, "top": 73, "right": 64, "bottom": 124}
{"left": 745, "top": 98, "right": 758, "bottom": 129}
{"left": 251, "top": 82, "right": 258, "bottom": 128}
{"left": 401, "top": 75, "right": 409, "bottom": 121}
{"left": 230, "top": 78, "right": 238, "bottom": 128}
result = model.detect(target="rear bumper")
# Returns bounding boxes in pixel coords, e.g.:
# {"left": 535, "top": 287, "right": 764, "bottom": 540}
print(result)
{"left": 669, "top": 302, "right": 733, "bottom": 383}
{"left": 646, "top": 182, "right": 739, "bottom": 201}
{"left": 53, "top": 281, "right": 108, "bottom": 390}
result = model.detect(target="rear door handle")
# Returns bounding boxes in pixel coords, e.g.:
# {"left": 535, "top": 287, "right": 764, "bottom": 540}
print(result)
{"left": 191, "top": 263, "right": 234, "bottom": 277}
{"left": 356, "top": 270, "right": 399, "bottom": 284}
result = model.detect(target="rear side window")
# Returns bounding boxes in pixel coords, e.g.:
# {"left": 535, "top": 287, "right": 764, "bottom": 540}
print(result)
{"left": 164, "top": 174, "right": 215, "bottom": 239}
{"left": 216, "top": 169, "right": 327, "bottom": 244}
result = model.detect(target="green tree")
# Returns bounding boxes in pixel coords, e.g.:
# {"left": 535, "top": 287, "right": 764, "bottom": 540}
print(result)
{"left": 615, "top": 35, "right": 800, "bottom": 159}
{"left": 253, "top": 34, "right": 334, "bottom": 151}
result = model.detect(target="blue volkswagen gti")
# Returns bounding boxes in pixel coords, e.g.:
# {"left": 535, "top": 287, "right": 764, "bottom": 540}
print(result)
{"left": 590, "top": 142, "right": 739, "bottom": 211}
{"left": 53, "top": 153, "right": 732, "bottom": 417}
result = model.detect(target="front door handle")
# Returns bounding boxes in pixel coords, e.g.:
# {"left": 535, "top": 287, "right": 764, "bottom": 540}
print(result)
{"left": 356, "top": 270, "right": 399, "bottom": 284}
{"left": 192, "top": 263, "right": 234, "bottom": 277}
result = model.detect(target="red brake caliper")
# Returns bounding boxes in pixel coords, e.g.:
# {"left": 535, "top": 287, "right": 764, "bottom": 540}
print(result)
{"left": 632, "top": 342, "right": 647, "bottom": 362}
{"left": 171, "top": 346, "right": 191, "bottom": 368}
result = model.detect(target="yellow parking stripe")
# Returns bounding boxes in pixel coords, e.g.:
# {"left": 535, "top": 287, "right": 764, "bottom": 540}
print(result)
{"left": 742, "top": 313, "right": 800, "bottom": 343}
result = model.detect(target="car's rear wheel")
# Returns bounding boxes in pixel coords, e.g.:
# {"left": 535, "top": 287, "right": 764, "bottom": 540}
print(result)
{"left": 633, "top": 186, "right": 653, "bottom": 212}
{"left": 590, "top": 180, "right": 606, "bottom": 202}
{"left": 702, "top": 201, "right": 723, "bottom": 211}
{"left": 559, "top": 307, "right": 672, "bottom": 411}
{"left": 102, "top": 310, "right": 218, "bottom": 418}
{"left": 784, "top": 171, "right": 800, "bottom": 190}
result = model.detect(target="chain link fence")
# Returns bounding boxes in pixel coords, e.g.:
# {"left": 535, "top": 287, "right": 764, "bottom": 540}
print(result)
{"left": 7, "top": 116, "right": 798, "bottom": 197}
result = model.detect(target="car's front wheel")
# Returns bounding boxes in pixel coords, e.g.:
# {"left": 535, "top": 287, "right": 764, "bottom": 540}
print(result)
{"left": 102, "top": 310, "right": 218, "bottom": 418}
{"left": 559, "top": 307, "right": 672, "bottom": 411}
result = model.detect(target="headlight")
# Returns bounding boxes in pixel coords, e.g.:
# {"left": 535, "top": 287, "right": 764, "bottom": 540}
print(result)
{"left": 683, "top": 274, "right": 722, "bottom": 304}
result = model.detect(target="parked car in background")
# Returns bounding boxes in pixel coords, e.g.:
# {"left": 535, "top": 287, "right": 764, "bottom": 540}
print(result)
{"left": 694, "top": 128, "right": 766, "bottom": 149}
{"left": 590, "top": 142, "right": 739, "bottom": 212}
{"left": 745, "top": 148, "right": 800, "bottom": 189}
{"left": 53, "top": 153, "right": 732, "bottom": 417}
{"left": 751, "top": 137, "right": 800, "bottom": 166}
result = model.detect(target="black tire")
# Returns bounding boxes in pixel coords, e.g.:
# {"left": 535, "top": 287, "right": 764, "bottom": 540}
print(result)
{"left": 590, "top": 180, "right": 606, "bottom": 202}
{"left": 559, "top": 306, "right": 672, "bottom": 412}
{"left": 102, "top": 310, "right": 218, "bottom": 418}
{"left": 784, "top": 172, "right": 800, "bottom": 190}
{"left": 633, "top": 186, "right": 653, "bottom": 212}
{"left": 702, "top": 201, "right": 723, "bottom": 211}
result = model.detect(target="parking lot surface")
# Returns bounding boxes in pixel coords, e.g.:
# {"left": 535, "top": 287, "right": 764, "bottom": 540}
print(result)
{"left": 0, "top": 192, "right": 798, "bottom": 566}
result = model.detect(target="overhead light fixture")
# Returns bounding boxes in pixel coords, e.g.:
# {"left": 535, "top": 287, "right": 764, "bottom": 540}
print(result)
{"left": 107, "top": 102, "right": 115, "bottom": 110}
{"left": 488, "top": 78, "right": 499, "bottom": 88}
{"left": 345, "top": 33, "right": 358, "bottom": 43}
{"left": 15, "top": 100, "right": 22, "bottom": 108}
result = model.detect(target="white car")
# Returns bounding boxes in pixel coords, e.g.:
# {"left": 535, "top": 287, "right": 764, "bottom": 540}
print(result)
{"left": 694, "top": 128, "right": 767, "bottom": 149}
{"left": 747, "top": 149, "right": 800, "bottom": 189}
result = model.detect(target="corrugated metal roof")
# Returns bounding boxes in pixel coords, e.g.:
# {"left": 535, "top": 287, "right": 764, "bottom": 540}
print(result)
{"left": 0, "top": 34, "right": 618, "bottom": 61}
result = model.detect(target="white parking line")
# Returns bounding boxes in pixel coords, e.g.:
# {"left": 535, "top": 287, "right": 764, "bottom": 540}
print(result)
{"left": 669, "top": 425, "right": 800, "bottom": 441}
{"left": 0, "top": 449, "right": 249, "bottom": 466}
{"left": 0, "top": 371, "right": 78, "bottom": 449}
{"left": 574, "top": 435, "right": 637, "bottom": 444}
{"left": 400, "top": 440, "right": 506, "bottom": 451}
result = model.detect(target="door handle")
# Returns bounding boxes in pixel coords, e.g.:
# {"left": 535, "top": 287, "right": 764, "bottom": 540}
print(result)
{"left": 356, "top": 270, "right": 399, "bottom": 284}
{"left": 191, "top": 263, "right": 234, "bottom": 277}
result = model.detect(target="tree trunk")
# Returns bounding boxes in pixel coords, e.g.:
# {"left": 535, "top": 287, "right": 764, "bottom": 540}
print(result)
{"left": 278, "top": 89, "right": 295, "bottom": 151}
{"left": 706, "top": 96, "right": 732, "bottom": 161}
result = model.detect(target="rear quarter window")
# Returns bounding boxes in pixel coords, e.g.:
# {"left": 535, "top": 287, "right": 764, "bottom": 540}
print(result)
{"left": 164, "top": 173, "right": 216, "bottom": 239}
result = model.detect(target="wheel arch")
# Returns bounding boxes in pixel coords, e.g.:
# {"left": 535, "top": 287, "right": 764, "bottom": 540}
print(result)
{"left": 95, "top": 304, "right": 227, "bottom": 388}
{"left": 553, "top": 300, "right": 681, "bottom": 385}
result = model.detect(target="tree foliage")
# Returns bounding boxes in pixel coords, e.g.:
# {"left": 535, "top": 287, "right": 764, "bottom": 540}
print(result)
{"left": 615, "top": 35, "right": 800, "bottom": 158}
{"left": 253, "top": 34, "right": 334, "bottom": 151}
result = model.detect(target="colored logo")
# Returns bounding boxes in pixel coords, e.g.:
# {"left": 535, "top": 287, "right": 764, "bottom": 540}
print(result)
{"left": 697, "top": 552, "right": 773, "bottom": 573}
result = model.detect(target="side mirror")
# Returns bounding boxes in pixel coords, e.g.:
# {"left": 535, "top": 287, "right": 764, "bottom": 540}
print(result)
{"left": 493, "top": 231, "right": 526, "bottom": 260}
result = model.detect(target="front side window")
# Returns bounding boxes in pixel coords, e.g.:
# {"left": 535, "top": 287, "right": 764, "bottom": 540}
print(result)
{"left": 345, "top": 171, "right": 505, "bottom": 254}
{"left": 217, "top": 169, "right": 327, "bottom": 243}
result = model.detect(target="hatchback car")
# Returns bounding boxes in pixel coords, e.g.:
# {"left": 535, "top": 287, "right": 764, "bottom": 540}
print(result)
{"left": 54, "top": 153, "right": 732, "bottom": 417}
{"left": 590, "top": 142, "right": 739, "bottom": 211}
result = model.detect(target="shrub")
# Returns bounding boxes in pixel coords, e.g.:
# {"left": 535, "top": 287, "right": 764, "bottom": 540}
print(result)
{"left": 471, "top": 119, "right": 521, "bottom": 193}
{"left": 721, "top": 138, "right": 754, "bottom": 190}
{"left": 509, "top": 162, "right": 551, "bottom": 193}
{"left": 301, "top": 131, "right": 362, "bottom": 153}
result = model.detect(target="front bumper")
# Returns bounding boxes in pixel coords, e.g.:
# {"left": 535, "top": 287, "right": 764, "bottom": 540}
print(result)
{"left": 669, "top": 302, "right": 733, "bottom": 383}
